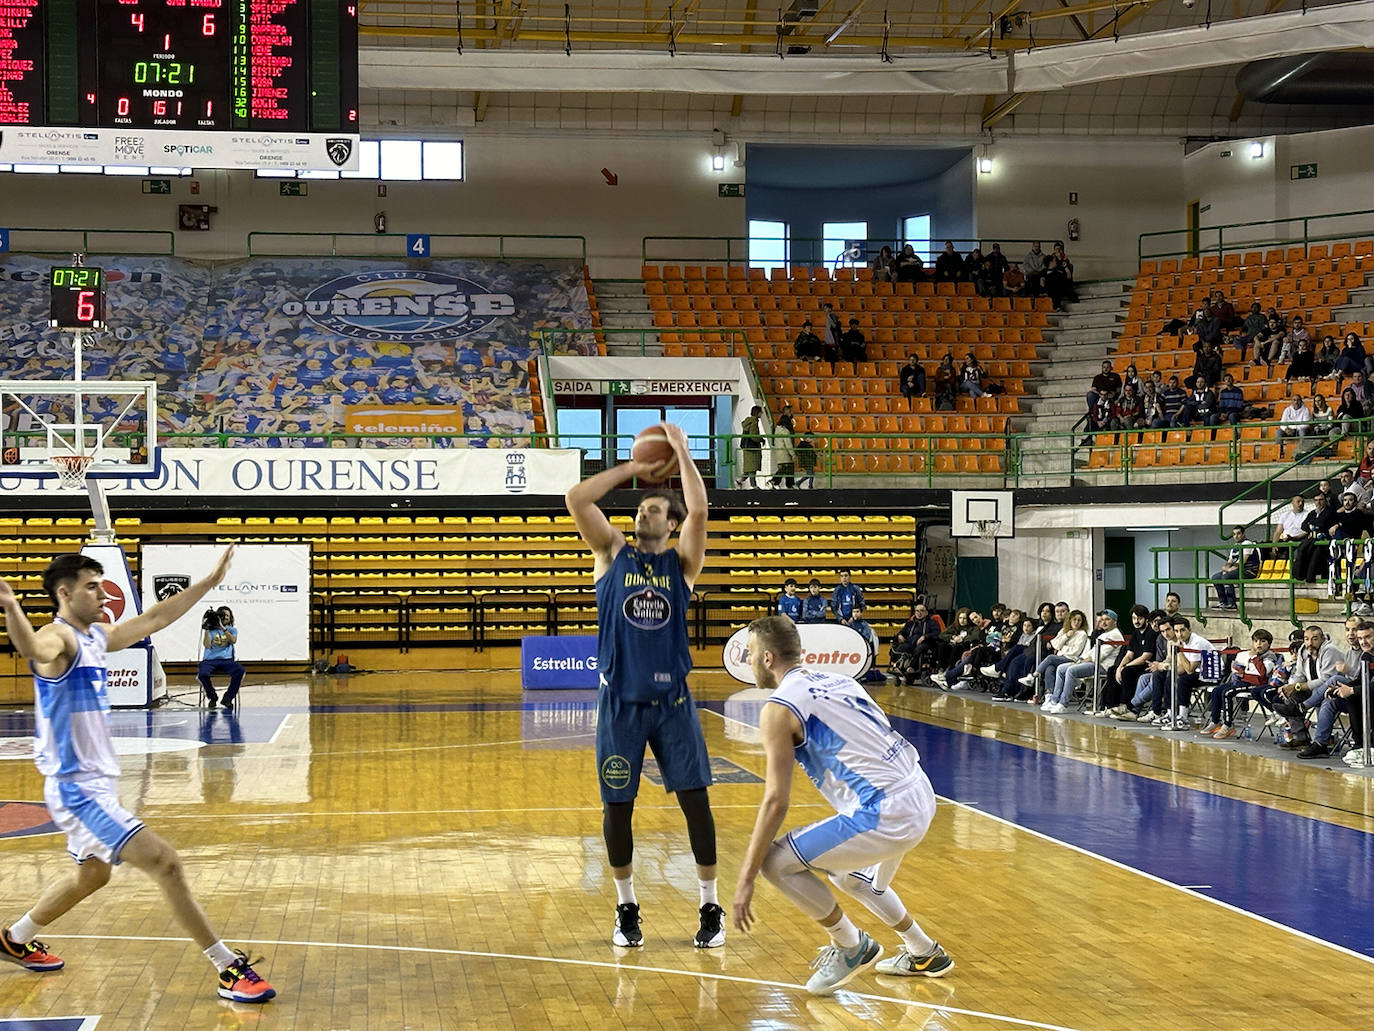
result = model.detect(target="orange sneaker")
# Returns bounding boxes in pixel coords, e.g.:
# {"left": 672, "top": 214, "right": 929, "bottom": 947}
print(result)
{"left": 217, "top": 951, "right": 276, "bottom": 1003}
{"left": 0, "top": 927, "right": 64, "bottom": 971}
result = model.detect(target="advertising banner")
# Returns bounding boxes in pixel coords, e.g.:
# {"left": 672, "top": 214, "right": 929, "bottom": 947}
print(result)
{"left": 141, "top": 544, "right": 311, "bottom": 662}
{"left": 721, "top": 623, "right": 871, "bottom": 684}
{"left": 78, "top": 542, "right": 166, "bottom": 707}
{"left": 0, "top": 129, "right": 361, "bottom": 171}
{"left": 0, "top": 447, "right": 582, "bottom": 497}
{"left": 521, "top": 636, "right": 600, "bottom": 690}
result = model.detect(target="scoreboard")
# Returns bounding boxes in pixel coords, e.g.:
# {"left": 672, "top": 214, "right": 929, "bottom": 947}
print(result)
{"left": 0, "top": 0, "right": 359, "bottom": 170}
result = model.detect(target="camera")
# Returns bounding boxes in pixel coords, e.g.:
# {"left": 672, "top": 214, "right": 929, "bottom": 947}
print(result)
{"left": 201, "top": 609, "right": 221, "bottom": 631}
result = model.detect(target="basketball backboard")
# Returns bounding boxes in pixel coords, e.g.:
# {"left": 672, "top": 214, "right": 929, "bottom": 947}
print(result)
{"left": 950, "top": 489, "right": 1015, "bottom": 538}
{"left": 0, "top": 380, "right": 159, "bottom": 480}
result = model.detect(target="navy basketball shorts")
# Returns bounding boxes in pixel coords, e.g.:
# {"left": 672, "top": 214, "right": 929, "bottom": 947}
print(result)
{"left": 596, "top": 685, "right": 713, "bottom": 803}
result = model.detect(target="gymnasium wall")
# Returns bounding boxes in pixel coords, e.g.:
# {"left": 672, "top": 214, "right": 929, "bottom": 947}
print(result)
{"left": 6, "top": 132, "right": 1190, "bottom": 279}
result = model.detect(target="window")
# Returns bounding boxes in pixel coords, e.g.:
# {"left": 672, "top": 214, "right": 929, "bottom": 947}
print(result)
{"left": 614, "top": 409, "right": 665, "bottom": 461}
{"left": 665, "top": 407, "right": 711, "bottom": 460}
{"left": 902, "top": 215, "right": 931, "bottom": 263}
{"left": 380, "top": 139, "right": 423, "bottom": 181}
{"left": 749, "top": 219, "right": 788, "bottom": 271}
{"left": 341, "top": 140, "right": 381, "bottom": 180}
{"left": 422, "top": 141, "right": 464, "bottom": 180}
{"left": 822, "top": 221, "right": 868, "bottom": 267}
{"left": 556, "top": 408, "right": 604, "bottom": 461}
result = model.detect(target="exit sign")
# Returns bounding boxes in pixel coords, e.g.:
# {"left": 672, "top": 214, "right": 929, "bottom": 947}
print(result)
{"left": 141, "top": 179, "right": 171, "bottom": 195}
{"left": 1290, "top": 163, "right": 1318, "bottom": 181}
{"left": 607, "top": 380, "right": 632, "bottom": 395}
{"left": 280, "top": 182, "right": 309, "bottom": 197}
{"left": 718, "top": 183, "right": 745, "bottom": 198}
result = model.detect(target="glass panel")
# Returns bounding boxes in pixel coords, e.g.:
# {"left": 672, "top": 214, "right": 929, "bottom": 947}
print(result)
{"left": 422, "top": 141, "right": 464, "bottom": 180}
{"left": 614, "top": 408, "right": 663, "bottom": 461}
{"left": 557, "top": 408, "right": 604, "bottom": 462}
{"left": 665, "top": 406, "right": 711, "bottom": 459}
{"left": 748, "top": 219, "right": 788, "bottom": 271}
{"left": 341, "top": 140, "right": 381, "bottom": 179}
{"left": 822, "top": 220, "right": 868, "bottom": 267}
{"left": 902, "top": 214, "right": 931, "bottom": 263}
{"left": 380, "top": 139, "right": 423, "bottom": 181}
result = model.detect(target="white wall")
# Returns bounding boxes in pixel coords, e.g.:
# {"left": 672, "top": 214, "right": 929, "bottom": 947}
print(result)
{"left": 997, "top": 528, "right": 1100, "bottom": 614}
{"left": 1184, "top": 125, "right": 1374, "bottom": 252}
{"left": 975, "top": 137, "right": 1185, "bottom": 280}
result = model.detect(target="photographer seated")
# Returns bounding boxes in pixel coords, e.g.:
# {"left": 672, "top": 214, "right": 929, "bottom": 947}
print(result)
{"left": 198, "top": 606, "right": 245, "bottom": 710}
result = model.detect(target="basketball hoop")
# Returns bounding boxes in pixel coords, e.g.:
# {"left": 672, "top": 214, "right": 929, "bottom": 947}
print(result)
{"left": 51, "top": 454, "right": 94, "bottom": 491}
{"left": 975, "top": 519, "right": 1003, "bottom": 540}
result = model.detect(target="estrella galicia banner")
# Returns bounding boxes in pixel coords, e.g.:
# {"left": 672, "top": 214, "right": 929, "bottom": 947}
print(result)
{"left": 521, "top": 636, "right": 599, "bottom": 690}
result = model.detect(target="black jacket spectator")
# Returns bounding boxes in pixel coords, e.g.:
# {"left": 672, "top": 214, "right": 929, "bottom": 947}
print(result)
{"left": 794, "top": 321, "right": 822, "bottom": 361}
{"left": 1176, "top": 386, "right": 1218, "bottom": 427}
{"left": 894, "top": 245, "right": 925, "bottom": 283}
{"left": 933, "top": 241, "right": 966, "bottom": 282}
{"left": 898, "top": 357, "right": 926, "bottom": 403}
{"left": 1187, "top": 345, "right": 1223, "bottom": 389}
{"left": 840, "top": 321, "right": 867, "bottom": 363}
{"left": 1091, "top": 363, "right": 1122, "bottom": 396}
{"left": 1286, "top": 339, "right": 1317, "bottom": 383}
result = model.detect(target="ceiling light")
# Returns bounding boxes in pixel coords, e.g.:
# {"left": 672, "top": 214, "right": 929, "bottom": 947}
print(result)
{"left": 1248, "top": 141, "right": 1264, "bottom": 159}
{"left": 711, "top": 152, "right": 726, "bottom": 172}
{"left": 978, "top": 156, "right": 993, "bottom": 174}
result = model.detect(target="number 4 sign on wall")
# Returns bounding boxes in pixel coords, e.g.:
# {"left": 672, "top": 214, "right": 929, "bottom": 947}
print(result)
{"left": 406, "top": 234, "right": 431, "bottom": 257}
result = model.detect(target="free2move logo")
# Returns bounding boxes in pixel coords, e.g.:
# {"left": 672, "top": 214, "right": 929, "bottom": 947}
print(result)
{"left": 281, "top": 270, "right": 517, "bottom": 343}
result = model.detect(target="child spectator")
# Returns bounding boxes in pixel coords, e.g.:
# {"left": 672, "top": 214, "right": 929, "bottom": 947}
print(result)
{"left": 799, "top": 579, "right": 828, "bottom": 623}
{"left": 1200, "top": 629, "right": 1279, "bottom": 737}
{"left": 776, "top": 578, "right": 802, "bottom": 621}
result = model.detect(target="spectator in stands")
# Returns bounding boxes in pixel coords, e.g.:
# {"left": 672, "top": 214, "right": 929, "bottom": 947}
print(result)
{"left": 1356, "top": 439, "right": 1374, "bottom": 484}
{"left": 1045, "top": 609, "right": 1124, "bottom": 714}
{"left": 1085, "top": 388, "right": 1116, "bottom": 441}
{"left": 1140, "top": 382, "right": 1167, "bottom": 428}
{"left": 1003, "top": 261, "right": 1026, "bottom": 296}
{"left": 968, "top": 248, "right": 997, "bottom": 297}
{"left": 1307, "top": 394, "right": 1335, "bottom": 445}
{"left": 737, "top": 405, "right": 764, "bottom": 489}
{"left": 893, "top": 244, "right": 925, "bottom": 283}
{"left": 1275, "top": 394, "right": 1312, "bottom": 455}
{"left": 958, "top": 354, "right": 988, "bottom": 399}
{"left": 1163, "top": 592, "right": 1182, "bottom": 618}
{"left": 1157, "top": 616, "right": 1214, "bottom": 729}
{"left": 1272, "top": 495, "right": 1308, "bottom": 552}
{"left": 1315, "top": 335, "right": 1341, "bottom": 379}
{"left": 1186, "top": 341, "right": 1223, "bottom": 390}
{"left": 1200, "top": 629, "right": 1280, "bottom": 738}
{"left": 1334, "top": 388, "right": 1365, "bottom": 437}
{"left": 1273, "top": 625, "right": 1342, "bottom": 748}
{"left": 1175, "top": 381, "right": 1219, "bottom": 430}
{"left": 1218, "top": 374, "right": 1246, "bottom": 425}
{"left": 933, "top": 241, "right": 966, "bottom": 283}
{"left": 1022, "top": 242, "right": 1047, "bottom": 295}
{"left": 768, "top": 410, "right": 796, "bottom": 488}
{"left": 872, "top": 245, "right": 897, "bottom": 283}
{"left": 1292, "top": 493, "right": 1336, "bottom": 582}
{"left": 1121, "top": 363, "right": 1143, "bottom": 396}
{"left": 800, "top": 579, "right": 828, "bottom": 623}
{"left": 829, "top": 570, "right": 879, "bottom": 667}
{"left": 1088, "top": 360, "right": 1122, "bottom": 409}
{"left": 1284, "top": 336, "right": 1318, "bottom": 385}
{"left": 1045, "top": 244, "right": 1077, "bottom": 311}
{"left": 933, "top": 355, "right": 958, "bottom": 411}
{"left": 793, "top": 428, "right": 818, "bottom": 488}
{"left": 776, "top": 578, "right": 802, "bottom": 621}
{"left": 932, "top": 608, "right": 974, "bottom": 671}
{"left": 888, "top": 603, "right": 941, "bottom": 683}
{"left": 1101, "top": 605, "right": 1157, "bottom": 719}
{"left": 1026, "top": 610, "right": 1089, "bottom": 698}
{"left": 1251, "top": 316, "right": 1287, "bottom": 366}
{"left": 1158, "top": 376, "right": 1187, "bottom": 427}
{"left": 1117, "top": 612, "right": 1175, "bottom": 723}
{"left": 793, "top": 319, "right": 823, "bottom": 361}
{"left": 984, "top": 615, "right": 1040, "bottom": 697}
{"left": 1277, "top": 315, "right": 1311, "bottom": 365}
{"left": 987, "top": 243, "right": 1010, "bottom": 283}
{"left": 821, "top": 304, "right": 843, "bottom": 365}
{"left": 1209, "top": 290, "right": 1241, "bottom": 332}
{"left": 1193, "top": 304, "right": 1224, "bottom": 350}
{"left": 1235, "top": 302, "right": 1266, "bottom": 350}
{"left": 1331, "top": 331, "right": 1367, "bottom": 380}
{"left": 1296, "top": 622, "right": 1372, "bottom": 759}
{"left": 840, "top": 319, "right": 867, "bottom": 363}
{"left": 1348, "top": 369, "right": 1371, "bottom": 406}
{"left": 1211, "top": 525, "right": 1260, "bottom": 610}
{"left": 1114, "top": 383, "right": 1146, "bottom": 431}
{"left": 899, "top": 356, "right": 927, "bottom": 407}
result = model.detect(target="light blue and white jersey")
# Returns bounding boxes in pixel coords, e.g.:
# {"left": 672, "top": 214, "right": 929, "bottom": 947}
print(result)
{"left": 32, "top": 619, "right": 119, "bottom": 781}
{"left": 768, "top": 666, "right": 924, "bottom": 816}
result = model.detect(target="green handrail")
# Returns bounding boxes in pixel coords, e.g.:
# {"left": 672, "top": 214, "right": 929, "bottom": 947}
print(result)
{"left": 1149, "top": 539, "right": 1304, "bottom": 630}
{"left": 1137, "top": 206, "right": 1374, "bottom": 265}
{"left": 1218, "top": 427, "right": 1368, "bottom": 540}
{"left": 642, "top": 236, "right": 1054, "bottom": 268}
{"left": 246, "top": 232, "right": 587, "bottom": 262}
{"left": 2, "top": 227, "right": 176, "bottom": 256}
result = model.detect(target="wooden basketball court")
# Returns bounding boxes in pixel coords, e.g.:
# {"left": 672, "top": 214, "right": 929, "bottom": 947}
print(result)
{"left": 0, "top": 657, "right": 1370, "bottom": 1030}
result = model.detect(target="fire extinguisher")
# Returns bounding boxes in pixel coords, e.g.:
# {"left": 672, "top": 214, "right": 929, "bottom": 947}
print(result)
{"left": 374, "top": 211, "right": 388, "bottom": 234}
{"left": 1066, "top": 218, "right": 1081, "bottom": 242}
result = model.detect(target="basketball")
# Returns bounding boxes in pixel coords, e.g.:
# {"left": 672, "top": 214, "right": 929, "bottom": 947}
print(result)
{"left": 632, "top": 427, "right": 678, "bottom": 482}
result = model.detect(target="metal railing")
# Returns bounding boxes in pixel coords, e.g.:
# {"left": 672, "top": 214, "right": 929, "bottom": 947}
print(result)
{"left": 642, "top": 236, "right": 1052, "bottom": 269}
{"left": 246, "top": 231, "right": 587, "bottom": 261}
{"left": 1138, "top": 207, "right": 1374, "bottom": 265}
{"left": 0, "top": 227, "right": 177, "bottom": 256}
{"left": 1150, "top": 539, "right": 1304, "bottom": 630}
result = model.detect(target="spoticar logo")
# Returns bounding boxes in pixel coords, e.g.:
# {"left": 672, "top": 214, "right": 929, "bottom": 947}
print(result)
{"left": 600, "top": 755, "right": 632, "bottom": 790}
{"left": 280, "top": 270, "right": 517, "bottom": 342}
{"left": 163, "top": 144, "right": 214, "bottom": 157}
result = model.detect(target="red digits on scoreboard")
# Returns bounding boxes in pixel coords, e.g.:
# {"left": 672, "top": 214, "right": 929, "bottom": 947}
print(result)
{"left": 153, "top": 100, "right": 166, "bottom": 115}
{"left": 76, "top": 292, "right": 96, "bottom": 323}
{"left": 117, "top": 97, "right": 130, "bottom": 116}
{"left": 204, "top": 13, "right": 215, "bottom": 35}
{"left": 131, "top": 13, "right": 144, "bottom": 31}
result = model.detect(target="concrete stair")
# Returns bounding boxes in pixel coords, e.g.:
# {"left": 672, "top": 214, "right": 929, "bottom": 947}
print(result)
{"left": 591, "top": 279, "right": 658, "bottom": 355}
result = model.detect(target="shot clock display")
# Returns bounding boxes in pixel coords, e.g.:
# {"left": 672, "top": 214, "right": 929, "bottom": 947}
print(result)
{"left": 49, "top": 267, "right": 107, "bottom": 331}
{"left": 0, "top": 0, "right": 357, "bottom": 133}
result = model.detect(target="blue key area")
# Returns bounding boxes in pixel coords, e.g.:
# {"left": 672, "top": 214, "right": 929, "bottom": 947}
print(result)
{"left": 0, "top": 1019, "right": 97, "bottom": 1031}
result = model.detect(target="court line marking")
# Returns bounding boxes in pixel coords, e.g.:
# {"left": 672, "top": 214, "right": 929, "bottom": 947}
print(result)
{"left": 158, "top": 803, "right": 834, "bottom": 820}
{"left": 702, "top": 708, "right": 1374, "bottom": 967}
{"left": 49, "top": 933, "right": 1089, "bottom": 1031}
{"left": 939, "top": 797, "right": 1374, "bottom": 968}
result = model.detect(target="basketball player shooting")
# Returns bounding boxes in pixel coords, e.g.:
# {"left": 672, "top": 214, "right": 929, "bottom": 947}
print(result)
{"left": 564, "top": 422, "right": 724, "bottom": 951}
{"left": 0, "top": 547, "right": 276, "bottom": 1003}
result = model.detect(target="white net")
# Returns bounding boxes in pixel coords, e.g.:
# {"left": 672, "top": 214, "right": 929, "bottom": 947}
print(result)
{"left": 975, "top": 519, "right": 1003, "bottom": 540}
{"left": 51, "top": 454, "right": 93, "bottom": 491}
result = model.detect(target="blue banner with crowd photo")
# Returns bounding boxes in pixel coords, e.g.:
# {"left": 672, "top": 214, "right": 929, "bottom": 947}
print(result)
{"left": 0, "top": 255, "right": 592, "bottom": 442}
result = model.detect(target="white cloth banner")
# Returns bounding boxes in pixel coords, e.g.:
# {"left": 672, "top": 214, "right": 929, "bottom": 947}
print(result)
{"left": 1012, "top": 1, "right": 1374, "bottom": 93}
{"left": 0, "top": 448, "right": 582, "bottom": 497}
{"left": 142, "top": 545, "right": 311, "bottom": 662}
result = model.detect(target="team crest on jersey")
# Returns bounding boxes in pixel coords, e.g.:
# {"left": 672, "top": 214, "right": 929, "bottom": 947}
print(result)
{"left": 623, "top": 588, "right": 670, "bottom": 630}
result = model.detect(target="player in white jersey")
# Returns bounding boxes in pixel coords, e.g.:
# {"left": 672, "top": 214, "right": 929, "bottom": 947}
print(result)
{"left": 732, "top": 615, "right": 953, "bottom": 996}
{"left": 0, "top": 549, "right": 276, "bottom": 1003}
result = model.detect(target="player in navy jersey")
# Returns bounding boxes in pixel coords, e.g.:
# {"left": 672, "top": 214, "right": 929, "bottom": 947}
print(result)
{"left": 565, "top": 422, "right": 723, "bottom": 951}
{"left": 733, "top": 615, "right": 953, "bottom": 996}
{"left": 0, "top": 550, "right": 276, "bottom": 1003}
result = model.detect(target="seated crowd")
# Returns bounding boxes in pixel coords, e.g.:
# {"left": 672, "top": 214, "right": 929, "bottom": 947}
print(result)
{"left": 872, "top": 239, "right": 1077, "bottom": 309}
{"left": 882, "top": 593, "right": 1367, "bottom": 766}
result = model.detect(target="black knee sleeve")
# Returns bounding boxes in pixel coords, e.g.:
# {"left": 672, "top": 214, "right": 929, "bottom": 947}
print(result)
{"left": 603, "top": 800, "right": 635, "bottom": 868}
{"left": 676, "top": 787, "right": 717, "bottom": 867}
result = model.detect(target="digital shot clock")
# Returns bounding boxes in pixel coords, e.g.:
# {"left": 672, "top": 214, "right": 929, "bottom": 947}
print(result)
{"left": 49, "top": 267, "right": 107, "bottom": 331}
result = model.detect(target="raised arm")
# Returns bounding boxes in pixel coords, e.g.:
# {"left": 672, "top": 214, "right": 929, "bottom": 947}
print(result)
{"left": 105, "top": 547, "right": 235, "bottom": 653}
{"left": 0, "top": 579, "right": 71, "bottom": 667}
{"left": 660, "top": 423, "right": 708, "bottom": 589}
{"left": 565, "top": 461, "right": 653, "bottom": 579}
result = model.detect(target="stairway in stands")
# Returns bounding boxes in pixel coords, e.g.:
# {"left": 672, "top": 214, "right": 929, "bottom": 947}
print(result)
{"left": 591, "top": 279, "right": 657, "bottom": 356}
